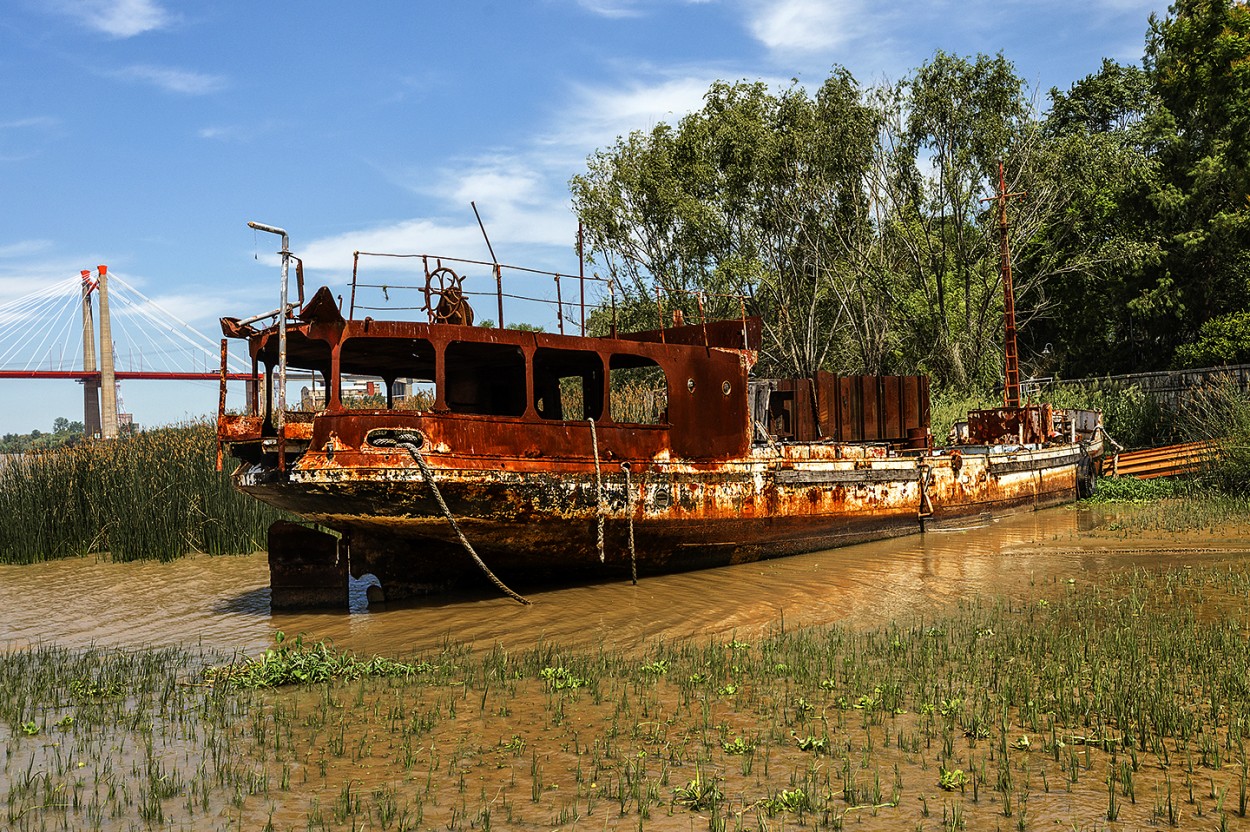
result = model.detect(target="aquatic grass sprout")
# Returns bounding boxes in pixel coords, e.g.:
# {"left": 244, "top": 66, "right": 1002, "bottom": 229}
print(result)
{"left": 205, "top": 632, "right": 427, "bottom": 689}
{"left": 0, "top": 423, "right": 284, "bottom": 563}
{"left": 4, "top": 565, "right": 1250, "bottom": 829}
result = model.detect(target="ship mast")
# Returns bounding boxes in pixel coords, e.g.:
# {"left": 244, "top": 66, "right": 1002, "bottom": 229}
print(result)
{"left": 983, "top": 162, "right": 1026, "bottom": 409}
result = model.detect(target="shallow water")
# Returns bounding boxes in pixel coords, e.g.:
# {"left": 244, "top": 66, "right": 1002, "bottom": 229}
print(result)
{"left": 6, "top": 504, "right": 1250, "bottom": 832}
{"left": 4, "top": 503, "right": 1249, "bottom": 656}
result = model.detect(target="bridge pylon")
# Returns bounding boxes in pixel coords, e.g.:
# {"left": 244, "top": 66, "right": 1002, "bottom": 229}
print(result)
{"left": 80, "top": 270, "right": 102, "bottom": 438}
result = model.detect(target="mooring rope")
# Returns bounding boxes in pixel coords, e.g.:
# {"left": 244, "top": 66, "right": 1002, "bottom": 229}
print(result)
{"left": 622, "top": 462, "right": 637, "bottom": 585}
{"left": 371, "top": 434, "right": 530, "bottom": 606}
{"left": 588, "top": 417, "right": 606, "bottom": 563}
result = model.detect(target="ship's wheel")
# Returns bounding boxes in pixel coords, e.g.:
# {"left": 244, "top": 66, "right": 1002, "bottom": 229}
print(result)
{"left": 424, "top": 266, "right": 473, "bottom": 324}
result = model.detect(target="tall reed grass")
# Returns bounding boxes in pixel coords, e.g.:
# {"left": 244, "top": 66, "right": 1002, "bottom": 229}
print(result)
{"left": 1181, "top": 382, "right": 1250, "bottom": 496}
{"left": 0, "top": 423, "right": 283, "bottom": 564}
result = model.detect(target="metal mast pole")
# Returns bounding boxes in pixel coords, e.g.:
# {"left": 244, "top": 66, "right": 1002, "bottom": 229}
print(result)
{"left": 97, "top": 265, "right": 119, "bottom": 438}
{"left": 983, "top": 163, "right": 1026, "bottom": 409}
{"left": 80, "top": 270, "right": 102, "bottom": 437}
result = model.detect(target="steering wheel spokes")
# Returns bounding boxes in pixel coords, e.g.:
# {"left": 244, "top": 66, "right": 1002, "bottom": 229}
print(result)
{"left": 424, "top": 266, "right": 474, "bottom": 324}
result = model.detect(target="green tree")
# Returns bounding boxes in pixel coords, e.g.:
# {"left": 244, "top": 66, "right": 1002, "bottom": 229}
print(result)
{"left": 1033, "top": 1, "right": 1250, "bottom": 375}
{"left": 571, "top": 73, "right": 879, "bottom": 378}
{"left": 1145, "top": 0, "right": 1250, "bottom": 363}
{"left": 1025, "top": 60, "right": 1165, "bottom": 377}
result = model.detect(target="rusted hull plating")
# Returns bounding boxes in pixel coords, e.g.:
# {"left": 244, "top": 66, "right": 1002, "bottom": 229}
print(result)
{"left": 216, "top": 271, "right": 1102, "bottom": 606}
{"left": 238, "top": 437, "right": 1100, "bottom": 602}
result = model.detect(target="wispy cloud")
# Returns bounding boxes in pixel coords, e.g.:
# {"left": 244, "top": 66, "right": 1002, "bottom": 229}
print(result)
{"left": 112, "top": 65, "right": 226, "bottom": 95}
{"left": 573, "top": 0, "right": 647, "bottom": 18}
{"left": 0, "top": 240, "right": 56, "bottom": 260}
{"left": 0, "top": 117, "right": 60, "bottom": 131}
{"left": 0, "top": 255, "right": 92, "bottom": 309}
{"left": 301, "top": 67, "right": 777, "bottom": 285}
{"left": 52, "top": 0, "right": 172, "bottom": 38}
{"left": 0, "top": 118, "right": 62, "bottom": 163}
{"left": 298, "top": 220, "right": 489, "bottom": 279}
{"left": 745, "top": 0, "right": 863, "bottom": 53}
{"left": 197, "top": 121, "right": 279, "bottom": 142}
{"left": 554, "top": 72, "right": 724, "bottom": 150}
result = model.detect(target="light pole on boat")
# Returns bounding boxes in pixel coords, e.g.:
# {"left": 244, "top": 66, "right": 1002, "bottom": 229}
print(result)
{"left": 247, "top": 221, "right": 291, "bottom": 430}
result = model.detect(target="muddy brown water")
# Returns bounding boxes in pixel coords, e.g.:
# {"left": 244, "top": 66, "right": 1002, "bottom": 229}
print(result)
{"left": 4, "top": 503, "right": 1249, "bottom": 656}
{"left": 6, "top": 504, "right": 1250, "bottom": 831}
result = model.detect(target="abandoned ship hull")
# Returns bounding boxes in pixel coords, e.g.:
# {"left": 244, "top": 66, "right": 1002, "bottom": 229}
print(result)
{"left": 241, "top": 438, "right": 1099, "bottom": 603}
{"left": 217, "top": 251, "right": 1104, "bottom": 607}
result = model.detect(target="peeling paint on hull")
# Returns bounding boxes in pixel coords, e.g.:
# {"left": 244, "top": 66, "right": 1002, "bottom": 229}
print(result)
{"left": 238, "top": 438, "right": 1099, "bottom": 598}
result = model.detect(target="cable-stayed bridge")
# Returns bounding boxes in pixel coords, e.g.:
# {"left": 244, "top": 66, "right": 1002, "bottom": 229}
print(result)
{"left": 0, "top": 266, "right": 250, "bottom": 438}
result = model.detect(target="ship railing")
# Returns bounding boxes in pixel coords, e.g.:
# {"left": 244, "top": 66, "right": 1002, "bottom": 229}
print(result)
{"left": 347, "top": 251, "right": 750, "bottom": 348}
{"left": 348, "top": 251, "right": 613, "bottom": 336}
{"left": 649, "top": 285, "right": 750, "bottom": 349}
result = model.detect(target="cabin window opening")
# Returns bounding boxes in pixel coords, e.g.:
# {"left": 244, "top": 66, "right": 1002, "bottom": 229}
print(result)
{"left": 533, "top": 348, "right": 604, "bottom": 421}
{"left": 263, "top": 332, "right": 333, "bottom": 415}
{"left": 339, "top": 337, "right": 436, "bottom": 411}
{"left": 445, "top": 341, "right": 527, "bottom": 416}
{"left": 609, "top": 354, "right": 668, "bottom": 425}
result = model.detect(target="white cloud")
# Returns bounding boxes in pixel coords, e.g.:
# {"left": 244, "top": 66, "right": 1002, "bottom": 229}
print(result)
{"left": 112, "top": 65, "right": 226, "bottom": 95}
{"left": 298, "top": 220, "right": 490, "bottom": 279}
{"left": 53, "top": 0, "right": 172, "bottom": 38}
{"left": 746, "top": 0, "right": 861, "bottom": 53}
{"left": 0, "top": 117, "right": 60, "bottom": 131}
{"left": 0, "top": 240, "right": 55, "bottom": 260}
{"left": 197, "top": 121, "right": 280, "bottom": 142}
{"left": 553, "top": 73, "right": 721, "bottom": 151}
{"left": 574, "top": 0, "right": 646, "bottom": 18}
{"left": 573, "top": 0, "right": 717, "bottom": 17}
{"left": 302, "top": 68, "right": 777, "bottom": 293}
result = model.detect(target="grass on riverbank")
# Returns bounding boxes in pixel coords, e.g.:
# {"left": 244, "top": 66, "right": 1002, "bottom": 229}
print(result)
{"left": 5, "top": 564, "right": 1250, "bottom": 831}
{"left": 0, "top": 423, "right": 284, "bottom": 564}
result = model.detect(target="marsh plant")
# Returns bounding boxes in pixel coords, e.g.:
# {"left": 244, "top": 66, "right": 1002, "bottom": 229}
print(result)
{"left": 5, "top": 565, "right": 1250, "bottom": 829}
{"left": 0, "top": 423, "right": 283, "bottom": 563}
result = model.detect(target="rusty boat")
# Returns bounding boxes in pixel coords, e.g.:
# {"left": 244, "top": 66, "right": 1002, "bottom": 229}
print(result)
{"left": 217, "top": 221, "right": 1103, "bottom": 608}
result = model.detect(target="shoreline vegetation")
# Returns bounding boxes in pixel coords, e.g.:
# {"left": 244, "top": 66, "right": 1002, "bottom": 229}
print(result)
{"left": 3, "top": 564, "right": 1250, "bottom": 830}
{"left": 0, "top": 423, "right": 283, "bottom": 564}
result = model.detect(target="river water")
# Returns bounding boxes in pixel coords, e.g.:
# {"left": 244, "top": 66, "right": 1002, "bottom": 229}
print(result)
{"left": 4, "top": 503, "right": 1249, "bottom": 657}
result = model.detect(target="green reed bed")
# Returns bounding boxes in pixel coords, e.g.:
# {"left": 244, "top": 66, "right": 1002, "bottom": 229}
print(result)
{"left": 6, "top": 565, "right": 1250, "bottom": 830}
{"left": 0, "top": 424, "right": 283, "bottom": 563}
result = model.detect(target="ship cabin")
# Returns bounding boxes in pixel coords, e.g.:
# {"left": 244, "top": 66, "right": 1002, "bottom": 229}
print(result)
{"left": 217, "top": 256, "right": 932, "bottom": 471}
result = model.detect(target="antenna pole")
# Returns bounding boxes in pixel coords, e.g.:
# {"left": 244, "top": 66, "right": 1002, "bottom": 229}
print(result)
{"left": 471, "top": 202, "right": 504, "bottom": 328}
{"left": 982, "top": 163, "right": 1026, "bottom": 408}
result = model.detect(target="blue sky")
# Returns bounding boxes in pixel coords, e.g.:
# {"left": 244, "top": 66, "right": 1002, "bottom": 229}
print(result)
{"left": 0, "top": 0, "right": 1165, "bottom": 434}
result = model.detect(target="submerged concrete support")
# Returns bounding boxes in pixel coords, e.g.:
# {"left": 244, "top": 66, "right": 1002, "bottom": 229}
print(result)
{"left": 267, "top": 520, "right": 348, "bottom": 609}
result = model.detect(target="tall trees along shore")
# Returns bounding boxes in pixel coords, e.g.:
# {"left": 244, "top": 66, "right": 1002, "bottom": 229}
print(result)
{"left": 571, "top": 0, "right": 1250, "bottom": 391}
